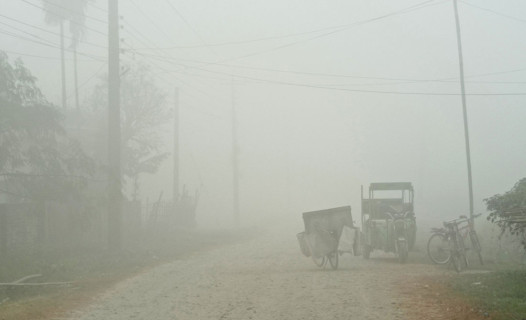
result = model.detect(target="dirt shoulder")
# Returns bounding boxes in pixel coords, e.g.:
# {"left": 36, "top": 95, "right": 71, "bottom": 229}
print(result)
{"left": 0, "top": 227, "right": 259, "bottom": 320}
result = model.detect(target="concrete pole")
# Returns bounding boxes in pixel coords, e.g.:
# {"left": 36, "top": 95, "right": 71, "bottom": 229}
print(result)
{"left": 231, "top": 77, "right": 240, "bottom": 226}
{"left": 453, "top": 0, "right": 474, "bottom": 223}
{"left": 173, "top": 88, "right": 180, "bottom": 206}
{"left": 108, "top": 0, "right": 122, "bottom": 251}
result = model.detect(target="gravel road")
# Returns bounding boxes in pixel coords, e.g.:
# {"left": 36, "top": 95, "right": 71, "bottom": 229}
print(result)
{"left": 64, "top": 221, "right": 450, "bottom": 320}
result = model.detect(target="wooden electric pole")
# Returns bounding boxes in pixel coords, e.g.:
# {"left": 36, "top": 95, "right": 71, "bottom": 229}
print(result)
{"left": 173, "top": 88, "right": 180, "bottom": 205}
{"left": 453, "top": 0, "right": 474, "bottom": 223}
{"left": 108, "top": 0, "right": 122, "bottom": 251}
{"left": 231, "top": 78, "right": 240, "bottom": 226}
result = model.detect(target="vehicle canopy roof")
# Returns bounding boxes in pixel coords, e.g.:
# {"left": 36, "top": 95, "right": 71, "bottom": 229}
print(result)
{"left": 369, "top": 182, "right": 413, "bottom": 191}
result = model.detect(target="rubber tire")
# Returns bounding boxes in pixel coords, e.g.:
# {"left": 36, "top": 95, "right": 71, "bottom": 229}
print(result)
{"left": 427, "top": 233, "right": 450, "bottom": 265}
{"left": 328, "top": 251, "right": 339, "bottom": 270}
{"left": 312, "top": 255, "right": 326, "bottom": 268}
{"left": 363, "top": 245, "right": 371, "bottom": 259}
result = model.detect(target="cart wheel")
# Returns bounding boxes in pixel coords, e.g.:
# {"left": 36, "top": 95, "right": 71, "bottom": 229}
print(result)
{"left": 312, "top": 255, "right": 326, "bottom": 267}
{"left": 363, "top": 245, "right": 371, "bottom": 259}
{"left": 328, "top": 251, "right": 339, "bottom": 270}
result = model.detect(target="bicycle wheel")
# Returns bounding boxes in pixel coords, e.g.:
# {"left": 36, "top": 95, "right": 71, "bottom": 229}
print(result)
{"left": 328, "top": 251, "right": 339, "bottom": 270}
{"left": 312, "top": 254, "right": 326, "bottom": 267}
{"left": 427, "top": 233, "right": 450, "bottom": 264}
{"left": 469, "top": 231, "right": 483, "bottom": 265}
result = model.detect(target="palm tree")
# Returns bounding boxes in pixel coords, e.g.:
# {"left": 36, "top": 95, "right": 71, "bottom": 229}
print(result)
{"left": 42, "top": 0, "right": 89, "bottom": 110}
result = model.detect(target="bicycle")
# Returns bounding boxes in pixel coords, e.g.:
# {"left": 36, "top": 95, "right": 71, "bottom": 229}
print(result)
{"left": 427, "top": 214, "right": 483, "bottom": 272}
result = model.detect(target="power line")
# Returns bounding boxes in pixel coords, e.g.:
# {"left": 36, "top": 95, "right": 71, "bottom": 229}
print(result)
{"left": 136, "top": 0, "right": 444, "bottom": 51}
{"left": 460, "top": 1, "right": 526, "bottom": 24}
{"left": 133, "top": 49, "right": 526, "bottom": 85}
{"left": 212, "top": 0, "right": 448, "bottom": 65}
{"left": 137, "top": 0, "right": 449, "bottom": 72}
{"left": 37, "top": 0, "right": 108, "bottom": 24}
{"left": 0, "top": 14, "right": 107, "bottom": 49}
{"left": 1, "top": 49, "right": 100, "bottom": 62}
{"left": 128, "top": 0, "right": 175, "bottom": 44}
{"left": 169, "top": 66, "right": 526, "bottom": 96}
{"left": 21, "top": 0, "right": 107, "bottom": 37}
{"left": 0, "top": 28, "right": 105, "bottom": 61}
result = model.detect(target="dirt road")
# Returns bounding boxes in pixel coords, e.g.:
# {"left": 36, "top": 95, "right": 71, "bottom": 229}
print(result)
{"left": 64, "top": 222, "right": 457, "bottom": 320}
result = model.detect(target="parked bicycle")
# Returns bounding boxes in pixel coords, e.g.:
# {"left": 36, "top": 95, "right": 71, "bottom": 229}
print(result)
{"left": 427, "top": 214, "right": 483, "bottom": 272}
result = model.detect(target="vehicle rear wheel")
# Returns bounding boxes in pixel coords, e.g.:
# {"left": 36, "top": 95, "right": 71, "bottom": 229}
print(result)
{"left": 397, "top": 240, "right": 408, "bottom": 263}
{"left": 363, "top": 245, "right": 371, "bottom": 259}
{"left": 328, "top": 251, "right": 339, "bottom": 270}
{"left": 427, "top": 233, "right": 450, "bottom": 264}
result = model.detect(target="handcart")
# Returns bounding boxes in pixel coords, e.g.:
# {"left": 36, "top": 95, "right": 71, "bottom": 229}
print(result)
{"left": 297, "top": 206, "right": 359, "bottom": 269}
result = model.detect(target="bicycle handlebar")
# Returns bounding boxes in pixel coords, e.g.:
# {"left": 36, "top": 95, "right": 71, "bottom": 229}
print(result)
{"left": 444, "top": 213, "right": 483, "bottom": 226}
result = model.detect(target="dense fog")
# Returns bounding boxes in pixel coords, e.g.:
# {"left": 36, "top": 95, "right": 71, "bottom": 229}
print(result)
{"left": 3, "top": 0, "right": 526, "bottom": 232}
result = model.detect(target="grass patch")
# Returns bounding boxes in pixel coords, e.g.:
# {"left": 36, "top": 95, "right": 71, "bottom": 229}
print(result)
{"left": 451, "top": 268, "right": 526, "bottom": 319}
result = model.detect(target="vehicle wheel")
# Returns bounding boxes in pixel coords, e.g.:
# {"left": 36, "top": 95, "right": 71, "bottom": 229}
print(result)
{"left": 363, "top": 245, "right": 371, "bottom": 259}
{"left": 408, "top": 223, "right": 417, "bottom": 250}
{"left": 312, "top": 255, "right": 326, "bottom": 267}
{"left": 328, "top": 251, "right": 339, "bottom": 270}
{"left": 469, "top": 231, "right": 483, "bottom": 265}
{"left": 427, "top": 233, "right": 450, "bottom": 264}
{"left": 397, "top": 240, "right": 408, "bottom": 263}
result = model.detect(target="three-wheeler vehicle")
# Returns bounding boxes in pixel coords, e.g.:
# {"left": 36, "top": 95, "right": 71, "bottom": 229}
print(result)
{"left": 297, "top": 206, "right": 359, "bottom": 269}
{"left": 361, "top": 182, "right": 416, "bottom": 263}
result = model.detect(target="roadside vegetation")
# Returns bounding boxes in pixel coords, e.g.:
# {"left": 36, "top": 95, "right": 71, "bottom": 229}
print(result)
{"left": 450, "top": 268, "right": 526, "bottom": 320}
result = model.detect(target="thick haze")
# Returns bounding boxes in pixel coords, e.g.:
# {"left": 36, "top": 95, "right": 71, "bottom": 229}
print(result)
{"left": 2, "top": 0, "right": 526, "bottom": 228}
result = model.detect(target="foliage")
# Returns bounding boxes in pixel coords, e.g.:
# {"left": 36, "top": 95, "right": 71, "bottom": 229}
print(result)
{"left": 485, "top": 178, "right": 526, "bottom": 249}
{"left": 89, "top": 64, "right": 171, "bottom": 199}
{"left": 0, "top": 51, "right": 94, "bottom": 202}
{"left": 452, "top": 269, "right": 526, "bottom": 320}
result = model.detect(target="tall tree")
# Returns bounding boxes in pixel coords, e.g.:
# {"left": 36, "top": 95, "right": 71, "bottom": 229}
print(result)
{"left": 0, "top": 51, "right": 94, "bottom": 202}
{"left": 41, "top": 0, "right": 90, "bottom": 110}
{"left": 89, "top": 64, "right": 171, "bottom": 200}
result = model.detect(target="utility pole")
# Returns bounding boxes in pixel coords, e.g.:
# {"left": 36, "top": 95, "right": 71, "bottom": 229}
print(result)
{"left": 108, "top": 0, "right": 122, "bottom": 251}
{"left": 453, "top": 0, "right": 474, "bottom": 223}
{"left": 60, "top": 21, "right": 66, "bottom": 109}
{"left": 74, "top": 48, "right": 80, "bottom": 111}
{"left": 173, "top": 87, "right": 180, "bottom": 206}
{"left": 231, "top": 77, "right": 240, "bottom": 226}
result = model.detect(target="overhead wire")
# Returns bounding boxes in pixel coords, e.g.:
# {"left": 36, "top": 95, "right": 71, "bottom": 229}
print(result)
{"left": 0, "top": 28, "right": 105, "bottom": 61}
{"left": 37, "top": 0, "right": 108, "bottom": 25}
{"left": 460, "top": 1, "right": 526, "bottom": 24}
{"left": 20, "top": 0, "right": 107, "bottom": 37}
{"left": 0, "top": 13, "right": 107, "bottom": 50}
{"left": 159, "top": 63, "right": 526, "bottom": 96}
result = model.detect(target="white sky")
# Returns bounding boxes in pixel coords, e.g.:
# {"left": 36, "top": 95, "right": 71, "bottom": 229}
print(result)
{"left": 2, "top": 0, "right": 526, "bottom": 228}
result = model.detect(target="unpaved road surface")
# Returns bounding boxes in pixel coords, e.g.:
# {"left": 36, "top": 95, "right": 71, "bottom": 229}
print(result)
{"left": 64, "top": 223, "right": 454, "bottom": 320}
